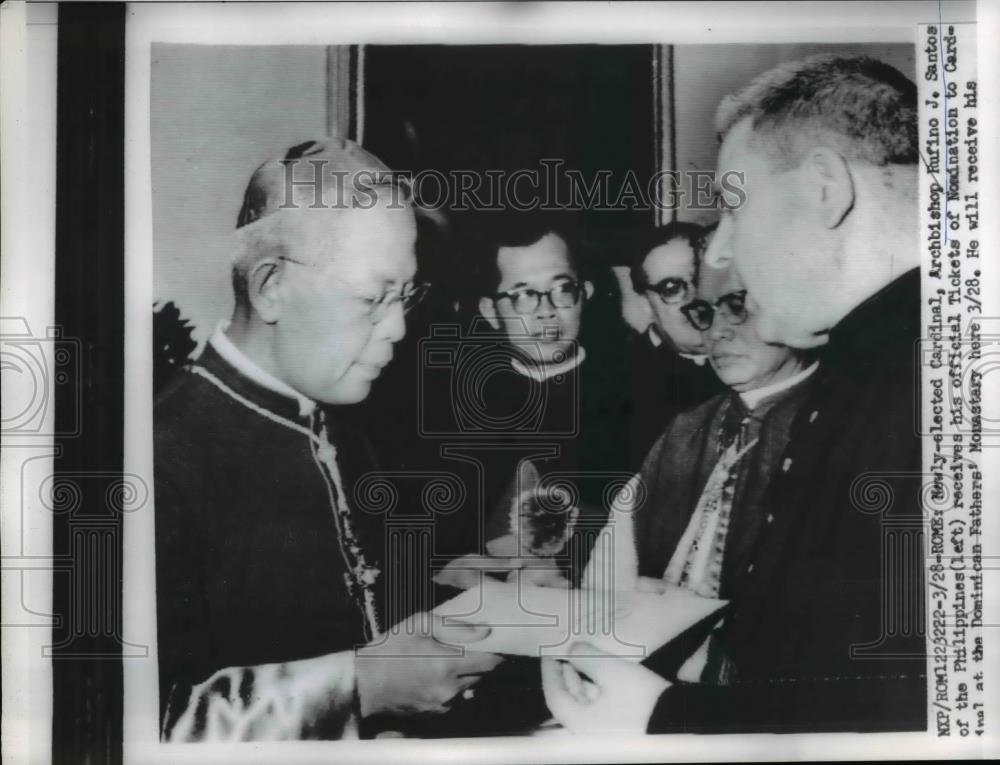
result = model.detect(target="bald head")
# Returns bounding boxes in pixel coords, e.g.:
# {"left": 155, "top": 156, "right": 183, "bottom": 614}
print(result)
{"left": 231, "top": 137, "right": 412, "bottom": 311}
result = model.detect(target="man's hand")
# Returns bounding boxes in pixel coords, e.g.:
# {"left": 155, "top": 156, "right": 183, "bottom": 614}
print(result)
{"left": 540, "top": 642, "right": 669, "bottom": 734}
{"left": 355, "top": 612, "right": 503, "bottom": 718}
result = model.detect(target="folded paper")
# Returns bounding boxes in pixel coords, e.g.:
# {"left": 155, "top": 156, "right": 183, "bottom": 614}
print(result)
{"left": 433, "top": 577, "right": 727, "bottom": 661}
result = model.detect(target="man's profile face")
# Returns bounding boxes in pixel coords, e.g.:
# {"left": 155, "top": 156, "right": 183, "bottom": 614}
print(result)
{"left": 271, "top": 199, "right": 418, "bottom": 404}
{"left": 640, "top": 239, "right": 705, "bottom": 355}
{"left": 705, "top": 118, "right": 830, "bottom": 348}
{"left": 699, "top": 266, "right": 801, "bottom": 393}
{"left": 487, "top": 232, "right": 589, "bottom": 366}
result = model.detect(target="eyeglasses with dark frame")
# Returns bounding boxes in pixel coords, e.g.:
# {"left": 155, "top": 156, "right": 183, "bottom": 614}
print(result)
{"left": 640, "top": 276, "right": 693, "bottom": 306}
{"left": 492, "top": 278, "right": 585, "bottom": 316}
{"left": 681, "top": 290, "right": 750, "bottom": 331}
{"left": 279, "top": 256, "right": 430, "bottom": 325}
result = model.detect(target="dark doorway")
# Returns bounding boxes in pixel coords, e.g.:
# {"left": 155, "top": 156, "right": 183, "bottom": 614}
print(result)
{"left": 363, "top": 44, "right": 656, "bottom": 260}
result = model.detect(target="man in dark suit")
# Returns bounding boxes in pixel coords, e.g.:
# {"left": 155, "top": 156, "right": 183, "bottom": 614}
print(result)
{"left": 424, "top": 212, "right": 634, "bottom": 736}
{"left": 627, "top": 221, "right": 724, "bottom": 466}
{"left": 543, "top": 54, "right": 926, "bottom": 734}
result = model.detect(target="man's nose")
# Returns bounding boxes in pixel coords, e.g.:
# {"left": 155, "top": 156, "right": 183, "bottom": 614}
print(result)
{"left": 704, "top": 218, "right": 733, "bottom": 269}
{"left": 376, "top": 300, "right": 407, "bottom": 343}
{"left": 706, "top": 317, "right": 733, "bottom": 343}
{"left": 534, "top": 296, "right": 557, "bottom": 319}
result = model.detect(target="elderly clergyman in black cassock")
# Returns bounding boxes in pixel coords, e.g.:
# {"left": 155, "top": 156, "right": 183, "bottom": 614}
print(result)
{"left": 154, "top": 138, "right": 501, "bottom": 741}
{"left": 543, "top": 55, "right": 926, "bottom": 734}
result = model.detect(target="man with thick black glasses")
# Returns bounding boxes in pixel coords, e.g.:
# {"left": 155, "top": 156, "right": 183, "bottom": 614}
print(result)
{"left": 582, "top": 261, "right": 817, "bottom": 683}
{"left": 154, "top": 138, "right": 502, "bottom": 741}
{"left": 425, "top": 212, "right": 633, "bottom": 736}
{"left": 427, "top": 212, "right": 631, "bottom": 583}
{"left": 626, "top": 221, "right": 723, "bottom": 465}
{"left": 544, "top": 54, "right": 926, "bottom": 736}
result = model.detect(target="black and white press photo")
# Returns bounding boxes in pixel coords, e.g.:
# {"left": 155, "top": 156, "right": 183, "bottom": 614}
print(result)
{"left": 2, "top": 2, "right": 997, "bottom": 764}
{"left": 148, "top": 26, "right": 929, "bottom": 742}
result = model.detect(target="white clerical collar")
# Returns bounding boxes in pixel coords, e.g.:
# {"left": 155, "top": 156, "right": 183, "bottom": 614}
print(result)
{"left": 209, "top": 322, "right": 316, "bottom": 417}
{"left": 649, "top": 326, "right": 708, "bottom": 366}
{"left": 679, "top": 351, "right": 709, "bottom": 367}
{"left": 510, "top": 347, "right": 587, "bottom": 382}
{"left": 739, "top": 361, "right": 819, "bottom": 410}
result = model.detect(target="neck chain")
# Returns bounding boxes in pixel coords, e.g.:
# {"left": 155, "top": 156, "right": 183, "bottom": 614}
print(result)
{"left": 189, "top": 364, "right": 382, "bottom": 639}
{"left": 310, "top": 409, "right": 382, "bottom": 640}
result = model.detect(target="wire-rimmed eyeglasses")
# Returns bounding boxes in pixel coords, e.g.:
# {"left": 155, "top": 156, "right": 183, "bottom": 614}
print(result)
{"left": 279, "top": 256, "right": 430, "bottom": 324}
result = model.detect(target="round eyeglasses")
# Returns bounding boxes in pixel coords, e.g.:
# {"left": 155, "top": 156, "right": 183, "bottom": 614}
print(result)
{"left": 279, "top": 256, "right": 430, "bottom": 324}
{"left": 641, "top": 276, "right": 692, "bottom": 306}
{"left": 358, "top": 282, "right": 431, "bottom": 324}
{"left": 681, "top": 290, "right": 749, "bottom": 331}
{"left": 493, "top": 279, "right": 584, "bottom": 316}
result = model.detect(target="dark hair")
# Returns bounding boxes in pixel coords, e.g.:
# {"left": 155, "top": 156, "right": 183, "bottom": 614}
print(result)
{"left": 715, "top": 54, "right": 917, "bottom": 170}
{"left": 629, "top": 220, "right": 708, "bottom": 293}
{"left": 470, "top": 210, "right": 584, "bottom": 297}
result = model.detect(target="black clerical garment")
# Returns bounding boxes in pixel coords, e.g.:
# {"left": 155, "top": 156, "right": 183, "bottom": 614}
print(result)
{"left": 154, "top": 344, "right": 392, "bottom": 737}
{"left": 413, "top": 348, "right": 631, "bottom": 738}
{"left": 646, "top": 268, "right": 926, "bottom": 733}
{"left": 473, "top": 354, "right": 632, "bottom": 574}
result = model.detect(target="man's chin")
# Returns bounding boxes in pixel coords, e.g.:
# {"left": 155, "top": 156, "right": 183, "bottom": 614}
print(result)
{"left": 751, "top": 311, "right": 788, "bottom": 346}
{"left": 536, "top": 344, "right": 577, "bottom": 366}
{"left": 763, "top": 321, "right": 830, "bottom": 350}
{"left": 513, "top": 340, "right": 576, "bottom": 367}
{"left": 659, "top": 328, "right": 705, "bottom": 356}
{"left": 753, "top": 304, "right": 830, "bottom": 349}
{"left": 711, "top": 361, "right": 751, "bottom": 388}
{"left": 318, "top": 377, "right": 374, "bottom": 406}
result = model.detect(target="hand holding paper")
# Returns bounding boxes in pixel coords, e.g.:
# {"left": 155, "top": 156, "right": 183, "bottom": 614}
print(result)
{"left": 541, "top": 643, "right": 670, "bottom": 734}
{"left": 433, "top": 580, "right": 726, "bottom": 661}
{"left": 355, "top": 612, "right": 502, "bottom": 717}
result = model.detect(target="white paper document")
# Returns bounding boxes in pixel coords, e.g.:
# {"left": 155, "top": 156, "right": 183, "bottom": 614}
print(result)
{"left": 433, "top": 578, "right": 727, "bottom": 660}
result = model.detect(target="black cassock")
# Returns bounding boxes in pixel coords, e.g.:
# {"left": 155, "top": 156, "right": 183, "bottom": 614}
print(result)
{"left": 646, "top": 268, "right": 927, "bottom": 733}
{"left": 154, "top": 344, "right": 404, "bottom": 737}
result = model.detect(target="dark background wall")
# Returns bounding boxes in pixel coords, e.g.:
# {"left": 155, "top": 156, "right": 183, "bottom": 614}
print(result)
{"left": 151, "top": 42, "right": 915, "bottom": 342}
{"left": 364, "top": 44, "right": 656, "bottom": 257}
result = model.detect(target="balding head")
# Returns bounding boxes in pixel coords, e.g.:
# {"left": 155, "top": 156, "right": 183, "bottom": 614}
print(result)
{"left": 231, "top": 137, "right": 412, "bottom": 311}
{"left": 715, "top": 54, "right": 917, "bottom": 175}
{"left": 704, "top": 56, "right": 919, "bottom": 347}
{"left": 225, "top": 138, "right": 419, "bottom": 405}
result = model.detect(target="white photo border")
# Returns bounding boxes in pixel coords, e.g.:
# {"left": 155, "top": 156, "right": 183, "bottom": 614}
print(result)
{"left": 116, "top": 2, "right": 998, "bottom": 763}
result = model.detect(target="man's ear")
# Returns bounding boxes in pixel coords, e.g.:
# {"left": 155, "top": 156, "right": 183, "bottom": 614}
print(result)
{"left": 583, "top": 280, "right": 594, "bottom": 301}
{"left": 247, "top": 258, "right": 285, "bottom": 325}
{"left": 806, "top": 146, "right": 855, "bottom": 229}
{"left": 479, "top": 295, "right": 500, "bottom": 330}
